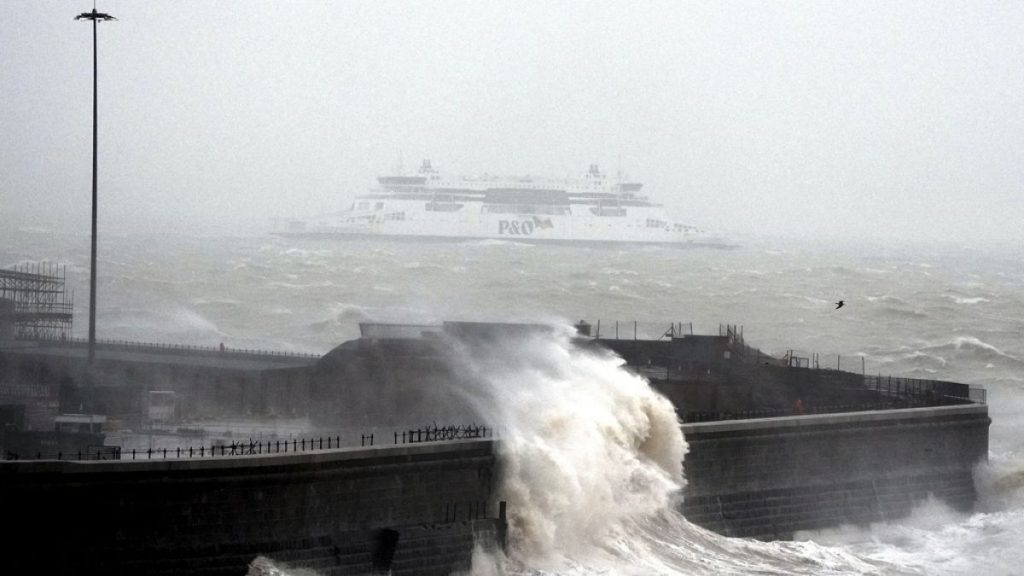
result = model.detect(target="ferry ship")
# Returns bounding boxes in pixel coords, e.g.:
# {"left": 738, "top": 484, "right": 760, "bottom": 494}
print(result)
{"left": 278, "top": 161, "right": 717, "bottom": 246}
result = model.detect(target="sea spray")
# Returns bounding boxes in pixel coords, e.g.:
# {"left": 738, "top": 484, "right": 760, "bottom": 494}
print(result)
{"left": 443, "top": 325, "right": 881, "bottom": 575}
{"left": 445, "top": 325, "right": 685, "bottom": 569}
{"left": 246, "top": 556, "right": 319, "bottom": 576}
{"left": 795, "top": 457, "right": 1024, "bottom": 576}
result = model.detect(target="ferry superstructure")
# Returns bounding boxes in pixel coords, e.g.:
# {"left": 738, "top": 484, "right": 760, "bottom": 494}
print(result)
{"left": 281, "top": 161, "right": 708, "bottom": 245}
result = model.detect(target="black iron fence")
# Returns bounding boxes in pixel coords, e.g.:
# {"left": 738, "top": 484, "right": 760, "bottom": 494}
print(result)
{"left": 3, "top": 424, "right": 494, "bottom": 462}
{"left": 395, "top": 424, "right": 491, "bottom": 445}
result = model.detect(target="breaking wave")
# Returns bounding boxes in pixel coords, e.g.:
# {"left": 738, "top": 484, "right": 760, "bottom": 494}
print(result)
{"left": 923, "top": 336, "right": 1024, "bottom": 365}
{"left": 794, "top": 454, "right": 1024, "bottom": 576}
{"left": 900, "top": 350, "right": 948, "bottom": 368}
{"left": 101, "top": 306, "right": 223, "bottom": 343}
{"left": 307, "top": 303, "right": 372, "bottom": 332}
{"left": 866, "top": 295, "right": 909, "bottom": 305}
{"left": 445, "top": 327, "right": 883, "bottom": 575}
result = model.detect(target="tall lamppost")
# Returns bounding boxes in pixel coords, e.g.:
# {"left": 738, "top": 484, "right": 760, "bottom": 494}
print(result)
{"left": 75, "top": 8, "right": 115, "bottom": 364}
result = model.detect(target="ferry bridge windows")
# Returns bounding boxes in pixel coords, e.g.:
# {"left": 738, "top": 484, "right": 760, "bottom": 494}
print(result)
{"left": 502, "top": 205, "right": 567, "bottom": 216}
{"left": 425, "top": 202, "right": 464, "bottom": 212}
{"left": 646, "top": 218, "right": 667, "bottom": 228}
{"left": 357, "top": 201, "right": 370, "bottom": 211}
{"left": 383, "top": 211, "right": 406, "bottom": 221}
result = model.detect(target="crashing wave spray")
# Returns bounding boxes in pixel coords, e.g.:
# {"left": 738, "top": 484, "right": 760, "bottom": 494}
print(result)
{"left": 445, "top": 324, "right": 883, "bottom": 576}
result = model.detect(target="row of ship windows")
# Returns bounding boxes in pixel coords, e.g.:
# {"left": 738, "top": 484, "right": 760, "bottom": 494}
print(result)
{"left": 346, "top": 212, "right": 406, "bottom": 223}
{"left": 348, "top": 212, "right": 689, "bottom": 231}
{"left": 356, "top": 201, "right": 645, "bottom": 218}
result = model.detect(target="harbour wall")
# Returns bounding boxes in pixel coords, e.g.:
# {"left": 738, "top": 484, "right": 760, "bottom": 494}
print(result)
{"left": 0, "top": 439, "right": 503, "bottom": 575}
{"left": 1, "top": 334, "right": 993, "bottom": 546}
{"left": 680, "top": 404, "right": 990, "bottom": 540}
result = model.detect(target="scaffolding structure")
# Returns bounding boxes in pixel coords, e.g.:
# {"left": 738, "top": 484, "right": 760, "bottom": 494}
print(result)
{"left": 0, "top": 263, "right": 74, "bottom": 341}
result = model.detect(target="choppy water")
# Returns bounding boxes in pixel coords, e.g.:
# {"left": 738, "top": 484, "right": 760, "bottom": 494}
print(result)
{"left": 3, "top": 229, "right": 1022, "bottom": 575}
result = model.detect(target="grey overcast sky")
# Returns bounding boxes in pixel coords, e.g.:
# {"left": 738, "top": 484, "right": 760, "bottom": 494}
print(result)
{"left": 1, "top": 1, "right": 1022, "bottom": 245}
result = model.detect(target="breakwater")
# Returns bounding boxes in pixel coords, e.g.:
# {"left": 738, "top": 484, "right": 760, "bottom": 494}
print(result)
{"left": 0, "top": 439, "right": 504, "bottom": 575}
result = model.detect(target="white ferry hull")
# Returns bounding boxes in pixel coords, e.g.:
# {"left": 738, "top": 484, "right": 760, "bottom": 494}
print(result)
{"left": 285, "top": 205, "right": 703, "bottom": 245}
{"left": 276, "top": 161, "right": 728, "bottom": 247}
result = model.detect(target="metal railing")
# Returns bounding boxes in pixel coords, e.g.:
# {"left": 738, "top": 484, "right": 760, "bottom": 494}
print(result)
{"left": 863, "top": 374, "right": 984, "bottom": 405}
{"left": 395, "top": 424, "right": 491, "bottom": 444}
{"left": 5, "top": 437, "right": 345, "bottom": 461}
{"left": 580, "top": 320, "right": 695, "bottom": 341}
{"left": 3, "top": 424, "right": 494, "bottom": 462}
{"left": 680, "top": 376, "right": 984, "bottom": 423}
{"left": 683, "top": 402, "right": 914, "bottom": 423}
{"left": 30, "top": 336, "right": 321, "bottom": 360}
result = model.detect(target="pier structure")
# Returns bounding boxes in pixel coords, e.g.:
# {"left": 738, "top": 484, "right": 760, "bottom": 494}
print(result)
{"left": 0, "top": 317, "right": 991, "bottom": 565}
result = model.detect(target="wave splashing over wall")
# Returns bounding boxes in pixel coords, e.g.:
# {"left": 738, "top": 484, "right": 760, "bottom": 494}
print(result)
{"left": 445, "top": 326, "right": 881, "bottom": 575}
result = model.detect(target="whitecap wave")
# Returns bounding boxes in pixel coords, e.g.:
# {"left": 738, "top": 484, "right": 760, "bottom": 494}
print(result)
{"left": 901, "top": 350, "right": 948, "bottom": 367}
{"left": 467, "top": 239, "right": 536, "bottom": 248}
{"left": 945, "top": 295, "right": 990, "bottom": 305}
{"left": 866, "top": 294, "right": 910, "bottom": 306}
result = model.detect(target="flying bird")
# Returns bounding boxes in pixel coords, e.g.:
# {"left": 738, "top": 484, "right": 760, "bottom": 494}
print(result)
{"left": 75, "top": 10, "right": 117, "bottom": 22}
{"left": 834, "top": 300, "right": 845, "bottom": 310}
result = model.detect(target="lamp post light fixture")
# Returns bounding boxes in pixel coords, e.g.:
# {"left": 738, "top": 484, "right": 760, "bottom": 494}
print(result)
{"left": 75, "top": 8, "right": 116, "bottom": 364}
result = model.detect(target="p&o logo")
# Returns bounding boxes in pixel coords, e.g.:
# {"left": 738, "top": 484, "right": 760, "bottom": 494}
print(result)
{"left": 499, "top": 217, "right": 553, "bottom": 236}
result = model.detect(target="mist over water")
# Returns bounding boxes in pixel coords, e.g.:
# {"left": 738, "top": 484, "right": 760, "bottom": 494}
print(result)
{"left": 2, "top": 229, "right": 1022, "bottom": 575}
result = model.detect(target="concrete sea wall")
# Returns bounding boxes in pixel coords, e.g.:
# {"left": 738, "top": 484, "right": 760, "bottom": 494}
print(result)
{"left": 0, "top": 439, "right": 503, "bottom": 575}
{"left": 681, "top": 404, "right": 990, "bottom": 539}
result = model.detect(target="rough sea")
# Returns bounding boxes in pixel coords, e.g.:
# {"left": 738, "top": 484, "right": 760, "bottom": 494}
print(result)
{"left": 3, "top": 228, "right": 1022, "bottom": 576}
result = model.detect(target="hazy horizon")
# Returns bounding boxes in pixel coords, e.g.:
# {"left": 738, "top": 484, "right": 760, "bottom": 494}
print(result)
{"left": 2, "top": 1, "right": 1023, "bottom": 247}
